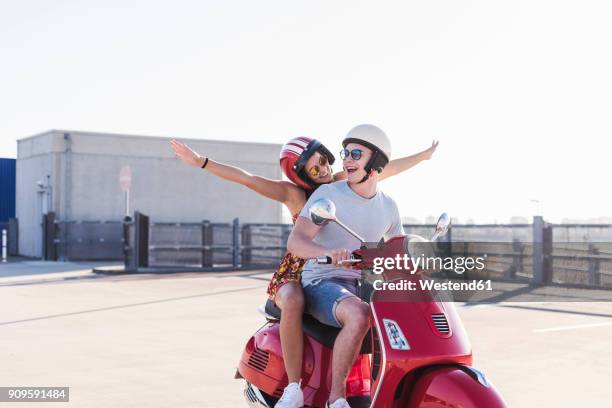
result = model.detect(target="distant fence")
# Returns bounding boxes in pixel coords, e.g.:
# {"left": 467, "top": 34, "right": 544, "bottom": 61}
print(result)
{"left": 122, "top": 212, "right": 292, "bottom": 270}
{"left": 41, "top": 212, "right": 124, "bottom": 261}
{"left": 37, "top": 211, "right": 612, "bottom": 288}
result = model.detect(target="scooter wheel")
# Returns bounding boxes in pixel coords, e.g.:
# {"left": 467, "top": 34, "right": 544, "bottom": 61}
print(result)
{"left": 347, "top": 395, "right": 371, "bottom": 408}
{"left": 244, "top": 381, "right": 278, "bottom": 407}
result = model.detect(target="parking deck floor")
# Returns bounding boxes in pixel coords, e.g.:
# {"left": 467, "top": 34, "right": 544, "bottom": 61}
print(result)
{"left": 1, "top": 261, "right": 611, "bottom": 407}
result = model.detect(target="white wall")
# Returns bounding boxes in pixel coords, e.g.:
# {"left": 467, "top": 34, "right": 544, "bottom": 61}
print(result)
{"left": 15, "top": 133, "right": 61, "bottom": 257}
{"left": 17, "top": 130, "right": 282, "bottom": 257}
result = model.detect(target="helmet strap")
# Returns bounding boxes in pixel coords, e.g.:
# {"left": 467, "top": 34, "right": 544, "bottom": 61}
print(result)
{"left": 357, "top": 150, "right": 379, "bottom": 183}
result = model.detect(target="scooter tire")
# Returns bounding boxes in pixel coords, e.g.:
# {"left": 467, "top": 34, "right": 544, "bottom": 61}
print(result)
{"left": 259, "top": 391, "right": 278, "bottom": 407}
{"left": 346, "top": 396, "right": 371, "bottom": 408}
{"left": 245, "top": 381, "right": 370, "bottom": 408}
{"left": 259, "top": 394, "right": 369, "bottom": 408}
{"left": 244, "top": 381, "right": 278, "bottom": 407}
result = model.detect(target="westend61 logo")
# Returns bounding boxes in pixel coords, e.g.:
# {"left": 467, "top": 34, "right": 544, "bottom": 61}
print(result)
{"left": 372, "top": 254, "right": 487, "bottom": 275}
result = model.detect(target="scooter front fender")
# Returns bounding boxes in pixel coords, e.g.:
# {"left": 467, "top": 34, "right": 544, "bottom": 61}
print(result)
{"left": 406, "top": 366, "right": 507, "bottom": 408}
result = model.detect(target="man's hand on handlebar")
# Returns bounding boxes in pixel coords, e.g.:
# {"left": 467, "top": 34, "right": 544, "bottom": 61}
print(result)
{"left": 314, "top": 248, "right": 363, "bottom": 268}
{"left": 326, "top": 248, "right": 352, "bottom": 266}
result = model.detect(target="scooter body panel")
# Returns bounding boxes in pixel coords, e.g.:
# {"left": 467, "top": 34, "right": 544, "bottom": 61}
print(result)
{"left": 369, "top": 300, "right": 472, "bottom": 408}
{"left": 238, "top": 322, "right": 370, "bottom": 407}
{"left": 406, "top": 366, "right": 507, "bottom": 408}
{"left": 364, "top": 236, "right": 476, "bottom": 407}
{"left": 238, "top": 322, "right": 329, "bottom": 404}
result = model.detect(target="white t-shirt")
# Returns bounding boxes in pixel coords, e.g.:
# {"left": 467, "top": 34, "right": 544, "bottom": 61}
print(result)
{"left": 298, "top": 180, "right": 404, "bottom": 285}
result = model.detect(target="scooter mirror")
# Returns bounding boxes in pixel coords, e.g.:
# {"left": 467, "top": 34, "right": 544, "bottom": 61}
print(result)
{"left": 432, "top": 212, "right": 451, "bottom": 241}
{"left": 309, "top": 198, "right": 366, "bottom": 244}
{"left": 309, "top": 198, "right": 337, "bottom": 225}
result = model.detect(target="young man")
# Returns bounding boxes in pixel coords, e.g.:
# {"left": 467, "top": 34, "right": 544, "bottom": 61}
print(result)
{"left": 287, "top": 124, "right": 405, "bottom": 408}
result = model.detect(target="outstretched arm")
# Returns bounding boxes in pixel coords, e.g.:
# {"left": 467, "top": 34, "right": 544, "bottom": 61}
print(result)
{"left": 170, "top": 139, "right": 299, "bottom": 207}
{"left": 378, "top": 140, "right": 439, "bottom": 181}
{"left": 332, "top": 140, "right": 439, "bottom": 181}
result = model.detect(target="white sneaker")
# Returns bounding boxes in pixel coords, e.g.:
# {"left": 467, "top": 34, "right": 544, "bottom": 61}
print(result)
{"left": 275, "top": 382, "right": 304, "bottom": 408}
{"left": 326, "top": 398, "right": 351, "bottom": 408}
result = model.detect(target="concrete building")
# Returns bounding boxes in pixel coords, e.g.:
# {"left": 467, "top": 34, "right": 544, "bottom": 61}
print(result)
{"left": 17, "top": 130, "right": 282, "bottom": 258}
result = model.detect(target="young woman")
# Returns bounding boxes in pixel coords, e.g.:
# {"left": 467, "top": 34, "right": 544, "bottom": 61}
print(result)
{"left": 170, "top": 135, "right": 438, "bottom": 408}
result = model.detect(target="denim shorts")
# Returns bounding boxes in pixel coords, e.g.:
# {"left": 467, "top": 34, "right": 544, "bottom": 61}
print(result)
{"left": 303, "top": 278, "right": 360, "bottom": 328}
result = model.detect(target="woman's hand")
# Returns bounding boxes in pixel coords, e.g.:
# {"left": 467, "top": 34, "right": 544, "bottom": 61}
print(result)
{"left": 170, "top": 139, "right": 205, "bottom": 168}
{"left": 422, "top": 140, "right": 439, "bottom": 160}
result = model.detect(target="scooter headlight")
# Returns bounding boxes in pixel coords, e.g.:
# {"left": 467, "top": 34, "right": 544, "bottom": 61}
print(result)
{"left": 382, "top": 319, "right": 410, "bottom": 350}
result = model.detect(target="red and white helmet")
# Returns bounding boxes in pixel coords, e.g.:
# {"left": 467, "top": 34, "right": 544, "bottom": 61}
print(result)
{"left": 280, "top": 136, "right": 335, "bottom": 190}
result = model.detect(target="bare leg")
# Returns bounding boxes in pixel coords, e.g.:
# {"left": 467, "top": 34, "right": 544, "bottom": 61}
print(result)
{"left": 328, "top": 296, "right": 370, "bottom": 403}
{"left": 274, "top": 282, "right": 305, "bottom": 384}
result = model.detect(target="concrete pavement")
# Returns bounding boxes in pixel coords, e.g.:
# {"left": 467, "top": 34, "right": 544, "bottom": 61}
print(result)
{"left": 0, "top": 262, "right": 611, "bottom": 407}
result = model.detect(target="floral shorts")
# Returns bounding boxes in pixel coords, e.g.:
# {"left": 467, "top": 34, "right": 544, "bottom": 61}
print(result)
{"left": 266, "top": 252, "right": 306, "bottom": 300}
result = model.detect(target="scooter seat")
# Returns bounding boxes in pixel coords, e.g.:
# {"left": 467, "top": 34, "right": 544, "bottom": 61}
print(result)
{"left": 265, "top": 299, "right": 372, "bottom": 354}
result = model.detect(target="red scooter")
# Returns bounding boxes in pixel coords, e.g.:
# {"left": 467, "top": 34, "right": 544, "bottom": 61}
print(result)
{"left": 237, "top": 199, "right": 506, "bottom": 407}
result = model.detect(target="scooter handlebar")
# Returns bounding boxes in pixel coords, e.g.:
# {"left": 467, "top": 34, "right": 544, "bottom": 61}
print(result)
{"left": 315, "top": 256, "right": 332, "bottom": 264}
{"left": 314, "top": 253, "right": 362, "bottom": 265}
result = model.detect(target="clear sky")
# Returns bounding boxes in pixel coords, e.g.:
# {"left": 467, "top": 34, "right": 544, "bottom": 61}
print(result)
{"left": 1, "top": 0, "right": 610, "bottom": 223}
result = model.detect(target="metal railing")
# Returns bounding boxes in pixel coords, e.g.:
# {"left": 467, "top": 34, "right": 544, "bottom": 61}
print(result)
{"left": 38, "top": 212, "right": 124, "bottom": 261}
{"left": 124, "top": 213, "right": 292, "bottom": 270}
{"left": 37, "top": 211, "right": 612, "bottom": 288}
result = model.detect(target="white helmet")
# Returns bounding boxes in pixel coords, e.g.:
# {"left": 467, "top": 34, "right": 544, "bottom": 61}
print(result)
{"left": 342, "top": 124, "right": 392, "bottom": 181}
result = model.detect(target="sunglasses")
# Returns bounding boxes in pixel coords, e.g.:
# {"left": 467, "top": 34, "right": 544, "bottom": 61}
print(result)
{"left": 307, "top": 155, "right": 329, "bottom": 178}
{"left": 339, "top": 148, "right": 363, "bottom": 160}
